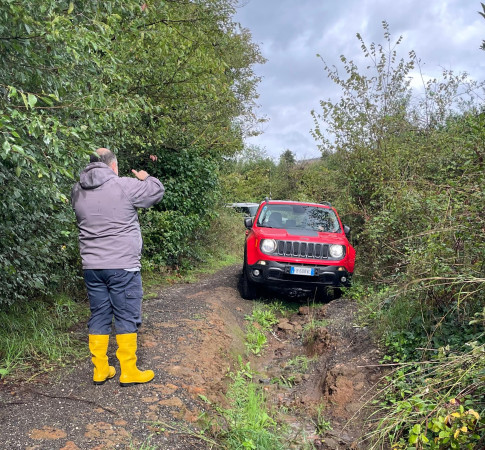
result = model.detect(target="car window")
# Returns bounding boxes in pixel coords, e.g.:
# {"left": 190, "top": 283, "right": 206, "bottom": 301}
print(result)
{"left": 227, "top": 203, "right": 259, "bottom": 217}
{"left": 248, "top": 206, "right": 259, "bottom": 216}
{"left": 257, "top": 204, "right": 341, "bottom": 233}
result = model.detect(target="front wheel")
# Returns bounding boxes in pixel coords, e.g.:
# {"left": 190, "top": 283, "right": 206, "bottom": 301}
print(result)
{"left": 240, "top": 266, "right": 258, "bottom": 300}
{"left": 314, "top": 286, "right": 332, "bottom": 303}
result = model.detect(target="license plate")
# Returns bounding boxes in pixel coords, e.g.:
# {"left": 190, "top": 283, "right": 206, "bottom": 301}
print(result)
{"left": 290, "top": 266, "right": 314, "bottom": 276}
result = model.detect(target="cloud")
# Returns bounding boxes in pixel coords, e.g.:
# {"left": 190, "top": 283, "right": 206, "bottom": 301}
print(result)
{"left": 236, "top": 0, "right": 485, "bottom": 160}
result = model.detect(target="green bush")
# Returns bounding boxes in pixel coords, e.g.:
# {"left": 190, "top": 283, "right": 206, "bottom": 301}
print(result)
{"left": 308, "top": 24, "right": 485, "bottom": 448}
{"left": 0, "top": 169, "right": 81, "bottom": 305}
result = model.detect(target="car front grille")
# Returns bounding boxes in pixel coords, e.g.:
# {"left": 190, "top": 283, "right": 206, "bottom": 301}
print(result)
{"left": 275, "top": 240, "right": 331, "bottom": 259}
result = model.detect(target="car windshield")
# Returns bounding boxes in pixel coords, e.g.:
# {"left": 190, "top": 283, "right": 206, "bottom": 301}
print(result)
{"left": 257, "top": 204, "right": 341, "bottom": 233}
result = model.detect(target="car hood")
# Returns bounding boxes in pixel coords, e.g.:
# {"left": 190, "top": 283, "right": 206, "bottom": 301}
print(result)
{"left": 253, "top": 227, "right": 349, "bottom": 245}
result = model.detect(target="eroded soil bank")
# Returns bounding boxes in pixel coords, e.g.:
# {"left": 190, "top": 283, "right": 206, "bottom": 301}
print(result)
{"left": 249, "top": 297, "right": 385, "bottom": 449}
{"left": 0, "top": 265, "right": 383, "bottom": 449}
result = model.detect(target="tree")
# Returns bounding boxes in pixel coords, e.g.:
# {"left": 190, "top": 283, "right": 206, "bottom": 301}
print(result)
{"left": 479, "top": 2, "right": 485, "bottom": 50}
{"left": 220, "top": 145, "right": 275, "bottom": 202}
{"left": 0, "top": 0, "right": 264, "bottom": 304}
{"left": 272, "top": 149, "right": 298, "bottom": 199}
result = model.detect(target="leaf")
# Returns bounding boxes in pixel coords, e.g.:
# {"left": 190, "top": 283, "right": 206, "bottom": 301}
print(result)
{"left": 28, "top": 93, "right": 37, "bottom": 109}
{"left": 412, "top": 424, "right": 421, "bottom": 434}
{"left": 12, "top": 145, "right": 25, "bottom": 155}
{"left": 198, "top": 394, "right": 211, "bottom": 404}
{"left": 467, "top": 409, "right": 480, "bottom": 420}
{"left": 15, "top": 166, "right": 21, "bottom": 177}
{"left": 2, "top": 140, "right": 11, "bottom": 156}
{"left": 67, "top": 2, "right": 74, "bottom": 14}
{"left": 20, "top": 92, "right": 28, "bottom": 109}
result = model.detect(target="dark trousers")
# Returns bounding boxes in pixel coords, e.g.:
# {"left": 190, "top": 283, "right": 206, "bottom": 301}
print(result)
{"left": 83, "top": 269, "right": 143, "bottom": 335}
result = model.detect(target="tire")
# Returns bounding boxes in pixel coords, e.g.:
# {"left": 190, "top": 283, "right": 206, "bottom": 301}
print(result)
{"left": 333, "top": 288, "right": 342, "bottom": 299}
{"left": 315, "top": 286, "right": 332, "bottom": 303}
{"left": 241, "top": 266, "right": 258, "bottom": 300}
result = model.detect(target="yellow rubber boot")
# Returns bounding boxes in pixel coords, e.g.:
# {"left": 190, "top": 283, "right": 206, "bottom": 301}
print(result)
{"left": 116, "top": 333, "right": 154, "bottom": 387}
{"left": 88, "top": 334, "right": 116, "bottom": 385}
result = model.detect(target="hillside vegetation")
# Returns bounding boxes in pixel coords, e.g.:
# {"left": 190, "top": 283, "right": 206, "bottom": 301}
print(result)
{"left": 223, "top": 23, "right": 485, "bottom": 448}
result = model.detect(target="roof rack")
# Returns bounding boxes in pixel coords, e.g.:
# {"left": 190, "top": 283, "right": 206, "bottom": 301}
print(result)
{"left": 261, "top": 198, "right": 332, "bottom": 208}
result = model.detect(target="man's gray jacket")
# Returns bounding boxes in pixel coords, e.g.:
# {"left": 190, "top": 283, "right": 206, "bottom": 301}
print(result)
{"left": 71, "top": 162, "right": 164, "bottom": 270}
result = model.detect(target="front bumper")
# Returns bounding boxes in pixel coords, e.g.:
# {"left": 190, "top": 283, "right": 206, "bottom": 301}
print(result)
{"left": 246, "top": 260, "right": 352, "bottom": 290}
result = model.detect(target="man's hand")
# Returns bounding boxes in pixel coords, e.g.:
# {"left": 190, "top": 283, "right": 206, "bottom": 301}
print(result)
{"left": 132, "top": 169, "right": 149, "bottom": 181}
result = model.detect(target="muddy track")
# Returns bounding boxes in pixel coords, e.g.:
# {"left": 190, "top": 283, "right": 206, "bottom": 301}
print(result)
{"left": 0, "top": 265, "right": 384, "bottom": 449}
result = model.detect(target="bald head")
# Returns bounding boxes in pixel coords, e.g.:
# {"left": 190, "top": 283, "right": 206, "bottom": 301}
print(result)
{"left": 95, "top": 148, "right": 116, "bottom": 165}
{"left": 94, "top": 148, "right": 118, "bottom": 175}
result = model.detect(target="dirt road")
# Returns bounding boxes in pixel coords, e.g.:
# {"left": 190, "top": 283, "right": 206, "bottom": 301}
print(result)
{"left": 0, "top": 265, "right": 383, "bottom": 449}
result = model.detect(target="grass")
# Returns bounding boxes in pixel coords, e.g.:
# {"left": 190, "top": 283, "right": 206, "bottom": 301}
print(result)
{"left": 245, "top": 323, "right": 268, "bottom": 355}
{"left": 244, "top": 303, "right": 280, "bottom": 355}
{"left": 286, "top": 355, "right": 318, "bottom": 373}
{"left": 365, "top": 343, "right": 485, "bottom": 449}
{"left": 247, "top": 306, "right": 279, "bottom": 329}
{"left": 199, "top": 305, "right": 289, "bottom": 447}
{"left": 129, "top": 438, "right": 158, "bottom": 450}
{"left": 215, "top": 359, "right": 286, "bottom": 449}
{"left": 353, "top": 284, "right": 485, "bottom": 449}
{"left": 270, "top": 374, "right": 296, "bottom": 388}
{"left": 302, "top": 318, "right": 329, "bottom": 345}
{"left": 313, "top": 404, "right": 332, "bottom": 435}
{"left": 0, "top": 294, "right": 89, "bottom": 378}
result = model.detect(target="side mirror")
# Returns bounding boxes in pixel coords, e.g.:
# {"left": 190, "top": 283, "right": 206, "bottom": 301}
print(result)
{"left": 244, "top": 217, "right": 253, "bottom": 229}
{"left": 344, "top": 225, "right": 351, "bottom": 236}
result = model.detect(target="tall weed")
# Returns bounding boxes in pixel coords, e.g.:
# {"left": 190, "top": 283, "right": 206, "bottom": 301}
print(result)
{"left": 216, "top": 360, "right": 285, "bottom": 449}
{"left": 0, "top": 295, "right": 89, "bottom": 378}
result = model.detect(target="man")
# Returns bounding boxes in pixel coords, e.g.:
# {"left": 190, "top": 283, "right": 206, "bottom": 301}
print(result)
{"left": 71, "top": 148, "right": 164, "bottom": 386}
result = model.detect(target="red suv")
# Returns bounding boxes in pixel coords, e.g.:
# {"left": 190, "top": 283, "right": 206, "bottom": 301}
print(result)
{"left": 241, "top": 199, "right": 355, "bottom": 300}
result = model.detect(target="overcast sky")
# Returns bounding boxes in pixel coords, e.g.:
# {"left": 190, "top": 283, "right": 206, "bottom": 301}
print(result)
{"left": 235, "top": 0, "right": 485, "bottom": 160}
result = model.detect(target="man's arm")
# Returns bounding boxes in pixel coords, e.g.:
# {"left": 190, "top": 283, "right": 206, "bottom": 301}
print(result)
{"left": 121, "top": 174, "right": 164, "bottom": 209}
{"left": 132, "top": 154, "right": 158, "bottom": 181}
{"left": 120, "top": 155, "right": 164, "bottom": 208}
{"left": 132, "top": 169, "right": 150, "bottom": 181}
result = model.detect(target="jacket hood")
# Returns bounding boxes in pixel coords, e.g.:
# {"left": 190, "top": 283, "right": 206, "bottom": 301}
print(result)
{"left": 79, "top": 162, "right": 117, "bottom": 189}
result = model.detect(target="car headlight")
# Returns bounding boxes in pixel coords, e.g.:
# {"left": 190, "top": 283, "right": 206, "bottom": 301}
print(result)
{"left": 329, "top": 244, "right": 344, "bottom": 258}
{"left": 260, "top": 239, "right": 277, "bottom": 254}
